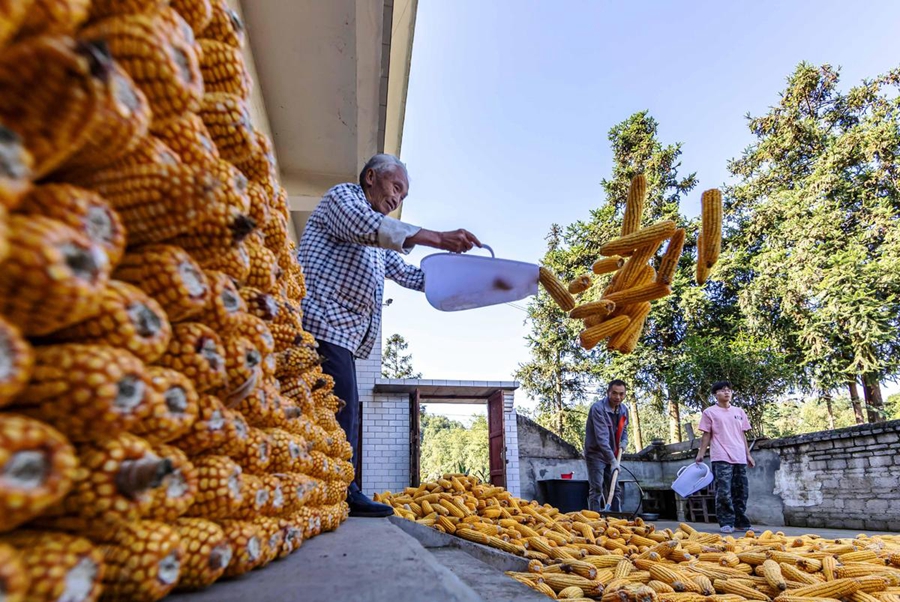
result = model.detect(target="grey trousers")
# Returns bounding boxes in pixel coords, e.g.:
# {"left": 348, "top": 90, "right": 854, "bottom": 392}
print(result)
{"left": 586, "top": 456, "right": 623, "bottom": 512}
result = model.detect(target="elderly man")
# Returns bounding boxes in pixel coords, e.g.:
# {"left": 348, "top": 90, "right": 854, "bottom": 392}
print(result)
{"left": 584, "top": 379, "right": 630, "bottom": 513}
{"left": 298, "top": 153, "right": 481, "bottom": 517}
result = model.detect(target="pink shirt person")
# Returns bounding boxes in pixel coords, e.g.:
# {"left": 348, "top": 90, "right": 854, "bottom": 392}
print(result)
{"left": 697, "top": 405, "right": 751, "bottom": 464}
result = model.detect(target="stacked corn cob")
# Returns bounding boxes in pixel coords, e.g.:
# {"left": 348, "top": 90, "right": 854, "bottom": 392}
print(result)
{"left": 381, "top": 476, "right": 900, "bottom": 602}
{"left": 537, "top": 175, "right": 723, "bottom": 354}
{"left": 0, "top": 2, "right": 352, "bottom": 600}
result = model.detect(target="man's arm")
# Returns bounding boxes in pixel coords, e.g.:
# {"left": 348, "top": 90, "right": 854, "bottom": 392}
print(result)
{"left": 743, "top": 434, "right": 755, "bottom": 467}
{"left": 384, "top": 250, "right": 425, "bottom": 292}
{"left": 589, "top": 406, "right": 616, "bottom": 465}
{"left": 405, "top": 228, "right": 482, "bottom": 253}
{"left": 695, "top": 431, "right": 712, "bottom": 464}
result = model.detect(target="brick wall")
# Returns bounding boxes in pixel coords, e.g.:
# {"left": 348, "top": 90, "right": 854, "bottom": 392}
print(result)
{"left": 761, "top": 419, "right": 900, "bottom": 531}
{"left": 503, "top": 392, "right": 521, "bottom": 498}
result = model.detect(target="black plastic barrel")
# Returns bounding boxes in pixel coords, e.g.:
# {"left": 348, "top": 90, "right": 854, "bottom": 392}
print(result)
{"left": 538, "top": 479, "right": 590, "bottom": 513}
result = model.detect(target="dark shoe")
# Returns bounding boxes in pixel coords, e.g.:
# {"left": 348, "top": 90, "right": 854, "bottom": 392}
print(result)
{"left": 735, "top": 524, "right": 752, "bottom": 531}
{"left": 347, "top": 488, "right": 394, "bottom": 518}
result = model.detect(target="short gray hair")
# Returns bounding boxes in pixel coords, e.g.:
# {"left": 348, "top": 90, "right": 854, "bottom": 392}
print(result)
{"left": 359, "top": 153, "right": 408, "bottom": 188}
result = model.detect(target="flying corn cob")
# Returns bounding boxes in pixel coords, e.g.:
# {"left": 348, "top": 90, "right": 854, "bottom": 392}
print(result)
{"left": 199, "top": 92, "right": 259, "bottom": 163}
{"left": 700, "top": 189, "right": 723, "bottom": 270}
{"left": 579, "top": 315, "right": 631, "bottom": 350}
{"left": 539, "top": 266, "right": 577, "bottom": 312}
{"left": 568, "top": 274, "right": 593, "bottom": 295}
{"left": 47, "top": 280, "right": 172, "bottom": 363}
{"left": 233, "top": 426, "right": 272, "bottom": 475}
{"left": 152, "top": 110, "right": 221, "bottom": 167}
{"left": 0, "top": 215, "right": 109, "bottom": 336}
{"left": 171, "top": 0, "right": 214, "bottom": 34}
{"left": 570, "top": 299, "right": 616, "bottom": 320}
{"left": 0, "top": 414, "right": 78, "bottom": 531}
{"left": 87, "top": 520, "right": 182, "bottom": 602}
{"left": 696, "top": 233, "right": 709, "bottom": 285}
{"left": 130, "top": 366, "right": 200, "bottom": 443}
{"left": 0, "top": 36, "right": 107, "bottom": 177}
{"left": 83, "top": 14, "right": 204, "bottom": 120}
{"left": 622, "top": 174, "right": 647, "bottom": 237}
{"left": 18, "top": 184, "right": 127, "bottom": 268}
{"left": 157, "top": 322, "right": 228, "bottom": 393}
{"left": 13, "top": 344, "right": 154, "bottom": 442}
{"left": 195, "top": 270, "right": 247, "bottom": 333}
{"left": 600, "top": 220, "right": 677, "bottom": 257}
{"left": 0, "top": 543, "right": 28, "bottom": 602}
{"left": 0, "top": 126, "right": 32, "bottom": 212}
{"left": 605, "top": 239, "right": 663, "bottom": 295}
{"left": 199, "top": 38, "right": 252, "bottom": 98}
{"left": 143, "top": 443, "right": 197, "bottom": 521}
{"left": 607, "top": 302, "right": 651, "bottom": 354}
{"left": 171, "top": 393, "right": 229, "bottom": 455}
{"left": 186, "top": 455, "right": 244, "bottom": 521}
{"left": 202, "top": 0, "right": 246, "bottom": 47}
{"left": 0, "top": 0, "right": 33, "bottom": 47}
{"left": 592, "top": 255, "right": 626, "bottom": 275}
{"left": 48, "top": 433, "right": 172, "bottom": 526}
{"left": 603, "top": 282, "right": 672, "bottom": 307}
{"left": 657, "top": 228, "right": 686, "bottom": 285}
{"left": 115, "top": 245, "right": 210, "bottom": 322}
{"left": 0, "top": 317, "right": 32, "bottom": 408}
{"left": 173, "top": 517, "right": 231, "bottom": 591}
{"left": 218, "top": 520, "right": 264, "bottom": 577}
{"left": 0, "top": 531, "right": 103, "bottom": 602}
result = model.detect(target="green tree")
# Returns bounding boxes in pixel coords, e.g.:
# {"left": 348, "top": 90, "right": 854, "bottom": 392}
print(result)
{"left": 725, "top": 63, "right": 900, "bottom": 422}
{"left": 419, "top": 411, "right": 489, "bottom": 483}
{"left": 381, "top": 333, "right": 422, "bottom": 379}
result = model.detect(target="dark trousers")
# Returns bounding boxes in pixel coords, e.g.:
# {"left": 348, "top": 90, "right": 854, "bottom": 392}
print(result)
{"left": 316, "top": 340, "right": 361, "bottom": 493}
{"left": 585, "top": 457, "right": 623, "bottom": 512}
{"left": 712, "top": 461, "right": 750, "bottom": 528}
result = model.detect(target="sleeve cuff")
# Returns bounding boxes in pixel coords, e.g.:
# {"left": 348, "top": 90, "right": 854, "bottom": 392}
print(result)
{"left": 377, "top": 216, "right": 422, "bottom": 253}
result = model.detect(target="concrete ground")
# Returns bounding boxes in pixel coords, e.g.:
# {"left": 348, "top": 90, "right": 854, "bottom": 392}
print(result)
{"left": 654, "top": 519, "right": 898, "bottom": 539}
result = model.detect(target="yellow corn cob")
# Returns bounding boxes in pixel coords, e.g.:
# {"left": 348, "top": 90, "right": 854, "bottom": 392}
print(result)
{"left": 857, "top": 576, "right": 893, "bottom": 593}
{"left": 0, "top": 543, "right": 28, "bottom": 602}
{"left": 657, "top": 227, "right": 686, "bottom": 285}
{"left": 213, "top": 334, "right": 262, "bottom": 403}
{"left": 649, "top": 580, "right": 677, "bottom": 594}
{"left": 603, "top": 281, "right": 672, "bottom": 307}
{"left": 195, "top": 270, "right": 247, "bottom": 334}
{"left": 197, "top": 241, "right": 253, "bottom": 283}
{"left": 839, "top": 551, "right": 880, "bottom": 563}
{"left": 762, "top": 559, "right": 787, "bottom": 590}
{"left": 202, "top": 0, "right": 245, "bottom": 47}
{"left": 143, "top": 443, "right": 197, "bottom": 521}
{"left": 0, "top": 414, "right": 77, "bottom": 531}
{"left": 172, "top": 518, "right": 230, "bottom": 591}
{"left": 607, "top": 302, "right": 651, "bottom": 354}
{"left": 821, "top": 555, "right": 838, "bottom": 581}
{"left": 198, "top": 38, "right": 251, "bottom": 98}
{"left": 245, "top": 238, "right": 281, "bottom": 292}
{"left": 649, "top": 564, "right": 686, "bottom": 585}
{"left": 231, "top": 472, "right": 269, "bottom": 519}
{"left": 559, "top": 585, "right": 585, "bottom": 598}
{"left": 0, "top": 318, "right": 32, "bottom": 408}
{"left": 457, "top": 528, "right": 491, "bottom": 545}
{"left": 712, "top": 578, "right": 768, "bottom": 600}
{"left": 0, "top": 35, "right": 105, "bottom": 177}
{"left": 0, "top": 531, "right": 103, "bottom": 602}
{"left": 170, "top": 0, "right": 213, "bottom": 31}
{"left": 199, "top": 92, "right": 258, "bottom": 163}
{"left": 0, "top": 0, "right": 33, "bottom": 47}
{"left": 570, "top": 299, "right": 616, "bottom": 319}
{"left": 776, "top": 598, "right": 845, "bottom": 602}
{"left": 65, "top": 60, "right": 153, "bottom": 171}
{"left": 234, "top": 383, "right": 279, "bottom": 428}
{"left": 186, "top": 455, "right": 243, "bottom": 520}
{"left": 14, "top": 344, "right": 154, "bottom": 442}
{"left": 263, "top": 213, "right": 289, "bottom": 255}
{"left": 579, "top": 315, "right": 631, "bottom": 350}
{"left": 275, "top": 345, "right": 321, "bottom": 379}
{"left": 836, "top": 566, "right": 893, "bottom": 579}
{"left": 719, "top": 552, "right": 740, "bottom": 567}
{"left": 786, "top": 579, "right": 861, "bottom": 598}
{"left": 232, "top": 311, "right": 276, "bottom": 355}
{"left": 157, "top": 322, "right": 228, "bottom": 393}
{"left": 600, "top": 220, "right": 676, "bottom": 257}
{"left": 235, "top": 127, "right": 277, "bottom": 191}
{"left": 543, "top": 573, "right": 602, "bottom": 594}
{"left": 216, "top": 519, "right": 264, "bottom": 576}
{"left": 0, "top": 215, "right": 109, "bottom": 336}
{"left": 692, "top": 574, "right": 716, "bottom": 595}
{"left": 48, "top": 280, "right": 172, "bottom": 363}
{"left": 621, "top": 174, "right": 647, "bottom": 237}
{"left": 252, "top": 515, "right": 286, "bottom": 564}
{"left": 592, "top": 255, "right": 626, "bottom": 275}
{"left": 266, "top": 428, "right": 313, "bottom": 474}
{"left": 83, "top": 14, "right": 204, "bottom": 119}
{"left": 86, "top": 519, "right": 181, "bottom": 602}
{"left": 171, "top": 393, "right": 229, "bottom": 455}
{"left": 206, "top": 407, "right": 250, "bottom": 458}
{"left": 131, "top": 366, "right": 199, "bottom": 444}
{"left": 18, "top": 184, "right": 127, "bottom": 267}
{"left": 88, "top": 0, "right": 168, "bottom": 19}
{"left": 247, "top": 179, "right": 272, "bottom": 230}
{"left": 152, "top": 110, "right": 221, "bottom": 166}
{"left": 605, "top": 241, "right": 662, "bottom": 295}
{"left": 567, "top": 273, "right": 593, "bottom": 295}
{"left": 781, "top": 563, "right": 821, "bottom": 585}
{"left": 0, "top": 125, "right": 33, "bottom": 211}
{"left": 539, "top": 266, "right": 577, "bottom": 312}
{"left": 232, "top": 426, "right": 272, "bottom": 475}
{"left": 48, "top": 433, "right": 171, "bottom": 526}
{"left": 700, "top": 188, "right": 723, "bottom": 269}
{"left": 19, "top": 0, "right": 90, "bottom": 36}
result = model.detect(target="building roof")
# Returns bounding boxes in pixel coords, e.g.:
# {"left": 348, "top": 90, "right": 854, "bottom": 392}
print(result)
{"left": 373, "top": 378, "right": 518, "bottom": 403}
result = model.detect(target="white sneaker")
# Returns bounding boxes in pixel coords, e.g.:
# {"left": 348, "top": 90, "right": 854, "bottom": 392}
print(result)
{"left": 720, "top": 525, "right": 734, "bottom": 534}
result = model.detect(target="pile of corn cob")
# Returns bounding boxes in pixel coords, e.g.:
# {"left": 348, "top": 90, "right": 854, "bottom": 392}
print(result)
{"left": 537, "top": 176, "right": 723, "bottom": 354}
{"left": 381, "top": 475, "right": 900, "bottom": 602}
{"left": 0, "top": 2, "right": 354, "bottom": 600}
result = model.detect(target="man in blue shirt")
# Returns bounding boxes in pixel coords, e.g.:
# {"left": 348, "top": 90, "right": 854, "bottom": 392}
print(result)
{"left": 299, "top": 153, "right": 480, "bottom": 517}
{"left": 584, "top": 379, "right": 630, "bottom": 512}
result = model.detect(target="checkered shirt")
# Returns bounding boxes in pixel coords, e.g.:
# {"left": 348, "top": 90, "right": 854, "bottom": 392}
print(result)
{"left": 298, "top": 183, "right": 425, "bottom": 359}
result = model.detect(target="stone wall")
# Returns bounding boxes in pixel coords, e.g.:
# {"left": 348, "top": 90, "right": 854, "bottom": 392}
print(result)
{"left": 761, "top": 419, "right": 900, "bottom": 531}
{"left": 516, "top": 415, "right": 586, "bottom": 503}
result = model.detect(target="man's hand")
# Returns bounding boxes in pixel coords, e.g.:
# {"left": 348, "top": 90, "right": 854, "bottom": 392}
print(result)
{"left": 695, "top": 453, "right": 704, "bottom": 465}
{"left": 610, "top": 459, "right": 620, "bottom": 472}
{"left": 408, "top": 228, "right": 481, "bottom": 253}
{"left": 747, "top": 454, "right": 756, "bottom": 468}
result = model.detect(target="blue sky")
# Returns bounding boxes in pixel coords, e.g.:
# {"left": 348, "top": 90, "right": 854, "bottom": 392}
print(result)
{"left": 385, "top": 1, "right": 900, "bottom": 421}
